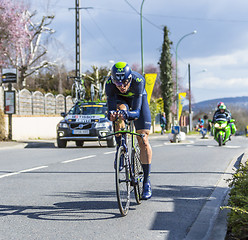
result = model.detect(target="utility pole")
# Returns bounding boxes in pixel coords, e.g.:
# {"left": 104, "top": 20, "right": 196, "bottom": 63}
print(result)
{"left": 75, "top": 0, "right": 81, "bottom": 78}
{"left": 69, "top": 1, "right": 93, "bottom": 78}
{"left": 188, "top": 63, "right": 192, "bottom": 132}
{"left": 140, "top": 0, "right": 145, "bottom": 76}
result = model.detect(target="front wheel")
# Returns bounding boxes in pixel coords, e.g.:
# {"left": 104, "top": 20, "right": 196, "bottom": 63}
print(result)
{"left": 115, "top": 146, "right": 131, "bottom": 216}
{"left": 132, "top": 144, "right": 143, "bottom": 205}
{"left": 57, "top": 138, "right": 67, "bottom": 148}
{"left": 218, "top": 134, "right": 223, "bottom": 146}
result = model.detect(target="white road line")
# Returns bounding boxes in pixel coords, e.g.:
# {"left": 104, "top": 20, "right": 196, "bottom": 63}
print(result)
{"left": 152, "top": 144, "right": 163, "bottom": 148}
{"left": 104, "top": 151, "right": 115, "bottom": 155}
{"left": 62, "top": 155, "right": 96, "bottom": 163}
{"left": 225, "top": 146, "right": 240, "bottom": 149}
{"left": 0, "top": 166, "right": 48, "bottom": 179}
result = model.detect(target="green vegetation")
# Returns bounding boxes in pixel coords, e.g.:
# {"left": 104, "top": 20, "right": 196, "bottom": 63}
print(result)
{"left": 0, "top": 109, "right": 6, "bottom": 140}
{"left": 225, "top": 161, "right": 248, "bottom": 239}
{"left": 159, "top": 26, "right": 173, "bottom": 130}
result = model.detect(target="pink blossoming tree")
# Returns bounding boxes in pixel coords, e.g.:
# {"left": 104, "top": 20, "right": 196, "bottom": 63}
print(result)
{"left": 0, "top": 0, "right": 54, "bottom": 89}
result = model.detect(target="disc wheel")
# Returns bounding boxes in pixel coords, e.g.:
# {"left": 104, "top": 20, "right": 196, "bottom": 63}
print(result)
{"left": 133, "top": 144, "right": 143, "bottom": 204}
{"left": 115, "top": 146, "right": 131, "bottom": 216}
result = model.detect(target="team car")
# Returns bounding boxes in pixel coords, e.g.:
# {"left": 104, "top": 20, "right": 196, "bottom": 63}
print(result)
{"left": 56, "top": 101, "right": 115, "bottom": 148}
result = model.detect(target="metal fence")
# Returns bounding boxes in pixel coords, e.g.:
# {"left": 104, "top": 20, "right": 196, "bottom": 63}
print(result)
{"left": 0, "top": 87, "right": 73, "bottom": 115}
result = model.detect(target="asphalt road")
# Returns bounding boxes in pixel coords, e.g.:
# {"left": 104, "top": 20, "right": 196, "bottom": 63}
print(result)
{"left": 0, "top": 135, "right": 247, "bottom": 240}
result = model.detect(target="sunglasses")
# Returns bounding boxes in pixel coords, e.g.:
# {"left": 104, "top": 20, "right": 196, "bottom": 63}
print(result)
{"left": 114, "top": 79, "right": 130, "bottom": 87}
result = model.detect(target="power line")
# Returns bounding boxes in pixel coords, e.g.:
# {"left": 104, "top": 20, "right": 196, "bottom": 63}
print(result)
{"left": 123, "top": 0, "right": 163, "bottom": 30}
{"left": 85, "top": 9, "right": 126, "bottom": 60}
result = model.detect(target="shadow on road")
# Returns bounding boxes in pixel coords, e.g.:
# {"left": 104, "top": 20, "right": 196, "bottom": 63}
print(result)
{"left": 0, "top": 190, "right": 125, "bottom": 221}
{"left": 23, "top": 141, "right": 112, "bottom": 149}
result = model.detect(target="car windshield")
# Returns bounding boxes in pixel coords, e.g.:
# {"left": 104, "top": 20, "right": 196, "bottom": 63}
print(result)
{"left": 69, "top": 105, "right": 107, "bottom": 115}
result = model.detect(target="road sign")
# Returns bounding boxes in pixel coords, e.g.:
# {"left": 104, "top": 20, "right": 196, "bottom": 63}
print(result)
{"left": 2, "top": 68, "right": 17, "bottom": 83}
{"left": 172, "top": 125, "right": 180, "bottom": 134}
{"left": 4, "top": 91, "right": 16, "bottom": 114}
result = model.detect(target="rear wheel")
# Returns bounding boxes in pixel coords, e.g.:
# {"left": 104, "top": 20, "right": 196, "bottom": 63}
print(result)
{"left": 57, "top": 138, "right": 67, "bottom": 148}
{"left": 115, "top": 146, "right": 130, "bottom": 216}
{"left": 132, "top": 144, "right": 143, "bottom": 205}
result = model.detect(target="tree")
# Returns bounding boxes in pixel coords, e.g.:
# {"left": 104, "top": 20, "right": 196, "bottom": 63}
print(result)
{"left": 0, "top": 0, "right": 55, "bottom": 89}
{"left": 0, "top": 0, "right": 29, "bottom": 66}
{"left": 159, "top": 26, "right": 174, "bottom": 130}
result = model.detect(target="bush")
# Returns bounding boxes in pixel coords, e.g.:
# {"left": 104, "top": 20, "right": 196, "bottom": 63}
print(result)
{"left": 0, "top": 109, "right": 6, "bottom": 140}
{"left": 225, "top": 162, "right": 248, "bottom": 239}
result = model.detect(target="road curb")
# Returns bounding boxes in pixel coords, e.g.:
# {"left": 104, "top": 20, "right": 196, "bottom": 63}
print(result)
{"left": 0, "top": 142, "right": 28, "bottom": 150}
{"left": 184, "top": 150, "right": 248, "bottom": 240}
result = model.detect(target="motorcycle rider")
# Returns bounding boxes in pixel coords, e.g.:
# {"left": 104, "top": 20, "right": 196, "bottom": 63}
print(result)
{"left": 212, "top": 102, "right": 235, "bottom": 136}
{"left": 198, "top": 118, "right": 204, "bottom": 129}
{"left": 213, "top": 102, "right": 231, "bottom": 122}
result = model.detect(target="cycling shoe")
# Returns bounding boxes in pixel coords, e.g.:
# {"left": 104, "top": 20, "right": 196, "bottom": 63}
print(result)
{"left": 142, "top": 182, "right": 152, "bottom": 200}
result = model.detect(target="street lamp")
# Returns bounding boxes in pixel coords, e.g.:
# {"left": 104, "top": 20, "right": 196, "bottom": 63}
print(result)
{"left": 140, "top": 0, "right": 145, "bottom": 76}
{"left": 175, "top": 30, "right": 197, "bottom": 124}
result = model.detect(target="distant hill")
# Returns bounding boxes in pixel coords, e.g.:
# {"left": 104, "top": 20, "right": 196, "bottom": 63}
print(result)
{"left": 185, "top": 96, "right": 248, "bottom": 116}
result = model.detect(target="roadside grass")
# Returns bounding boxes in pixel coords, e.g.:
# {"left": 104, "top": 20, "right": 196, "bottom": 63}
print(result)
{"left": 224, "top": 161, "right": 248, "bottom": 239}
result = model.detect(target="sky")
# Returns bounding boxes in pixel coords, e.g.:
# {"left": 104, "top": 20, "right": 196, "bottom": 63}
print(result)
{"left": 26, "top": 0, "right": 248, "bottom": 103}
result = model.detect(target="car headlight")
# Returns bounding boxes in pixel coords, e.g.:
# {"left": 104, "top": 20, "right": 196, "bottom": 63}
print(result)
{"left": 59, "top": 123, "right": 68, "bottom": 128}
{"left": 95, "top": 122, "right": 111, "bottom": 128}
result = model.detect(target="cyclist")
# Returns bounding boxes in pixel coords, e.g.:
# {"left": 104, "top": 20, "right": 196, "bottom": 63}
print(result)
{"left": 105, "top": 62, "right": 152, "bottom": 200}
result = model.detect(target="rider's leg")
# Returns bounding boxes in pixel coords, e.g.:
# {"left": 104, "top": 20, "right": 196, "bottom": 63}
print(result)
{"left": 134, "top": 95, "right": 152, "bottom": 199}
{"left": 136, "top": 129, "right": 152, "bottom": 199}
{"left": 114, "top": 103, "right": 127, "bottom": 145}
{"left": 114, "top": 104, "right": 127, "bottom": 170}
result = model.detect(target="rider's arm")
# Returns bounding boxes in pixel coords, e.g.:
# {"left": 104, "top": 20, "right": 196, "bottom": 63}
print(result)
{"left": 105, "top": 80, "right": 117, "bottom": 120}
{"left": 125, "top": 72, "right": 145, "bottom": 120}
{"left": 212, "top": 111, "right": 218, "bottom": 122}
{"left": 125, "top": 94, "right": 142, "bottom": 120}
{"left": 225, "top": 111, "right": 231, "bottom": 122}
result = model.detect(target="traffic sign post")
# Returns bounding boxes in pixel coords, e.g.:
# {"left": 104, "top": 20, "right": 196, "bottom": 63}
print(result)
{"left": 4, "top": 83, "right": 16, "bottom": 140}
{"left": 1, "top": 68, "right": 17, "bottom": 140}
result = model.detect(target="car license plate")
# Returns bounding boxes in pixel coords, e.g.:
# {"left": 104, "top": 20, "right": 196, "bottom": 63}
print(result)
{"left": 72, "top": 130, "right": 89, "bottom": 135}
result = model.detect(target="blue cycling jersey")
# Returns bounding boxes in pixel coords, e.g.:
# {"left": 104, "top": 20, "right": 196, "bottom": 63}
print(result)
{"left": 105, "top": 71, "right": 151, "bottom": 130}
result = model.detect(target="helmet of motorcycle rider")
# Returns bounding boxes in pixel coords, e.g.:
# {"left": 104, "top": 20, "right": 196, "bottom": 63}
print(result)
{"left": 219, "top": 104, "right": 226, "bottom": 110}
{"left": 217, "top": 102, "right": 225, "bottom": 109}
{"left": 111, "top": 62, "right": 132, "bottom": 87}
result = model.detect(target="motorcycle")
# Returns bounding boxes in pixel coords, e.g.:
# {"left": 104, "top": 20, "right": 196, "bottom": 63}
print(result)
{"left": 198, "top": 123, "right": 207, "bottom": 138}
{"left": 210, "top": 116, "right": 235, "bottom": 146}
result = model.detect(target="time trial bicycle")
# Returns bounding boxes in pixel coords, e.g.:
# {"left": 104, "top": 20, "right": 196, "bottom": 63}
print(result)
{"left": 99, "top": 117, "right": 144, "bottom": 216}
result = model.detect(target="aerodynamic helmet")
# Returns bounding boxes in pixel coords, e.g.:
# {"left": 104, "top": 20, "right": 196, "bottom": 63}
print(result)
{"left": 111, "top": 62, "right": 132, "bottom": 87}
{"left": 217, "top": 102, "right": 225, "bottom": 109}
